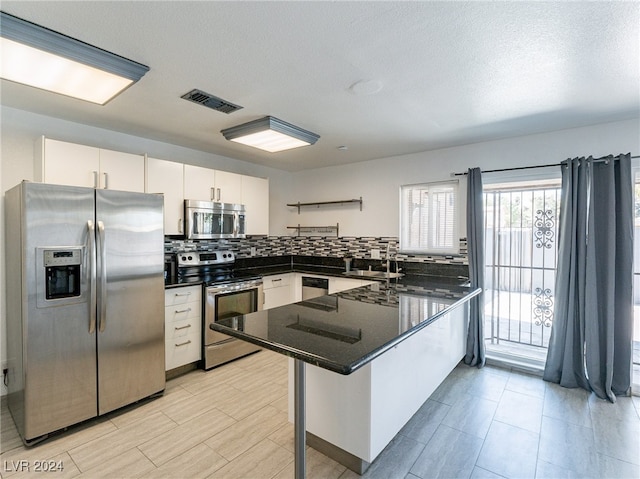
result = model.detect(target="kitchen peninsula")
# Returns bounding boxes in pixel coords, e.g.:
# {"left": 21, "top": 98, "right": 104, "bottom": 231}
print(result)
{"left": 210, "top": 276, "right": 480, "bottom": 476}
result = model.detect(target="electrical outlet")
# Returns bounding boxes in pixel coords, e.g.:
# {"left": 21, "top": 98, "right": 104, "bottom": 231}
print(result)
{"left": 250, "top": 247, "right": 257, "bottom": 257}
{"left": 371, "top": 248, "right": 381, "bottom": 259}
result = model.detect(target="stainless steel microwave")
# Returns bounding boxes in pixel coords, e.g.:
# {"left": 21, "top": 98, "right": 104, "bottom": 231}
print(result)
{"left": 184, "top": 199, "right": 246, "bottom": 239}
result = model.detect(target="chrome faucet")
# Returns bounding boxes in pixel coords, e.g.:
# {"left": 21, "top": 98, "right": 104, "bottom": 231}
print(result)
{"left": 383, "top": 243, "right": 391, "bottom": 274}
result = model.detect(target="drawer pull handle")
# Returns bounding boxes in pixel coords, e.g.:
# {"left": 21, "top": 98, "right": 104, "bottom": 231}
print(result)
{"left": 272, "top": 278, "right": 282, "bottom": 282}
{"left": 175, "top": 307, "right": 191, "bottom": 314}
{"left": 175, "top": 340, "right": 192, "bottom": 347}
{"left": 174, "top": 292, "right": 192, "bottom": 297}
{"left": 174, "top": 324, "right": 192, "bottom": 331}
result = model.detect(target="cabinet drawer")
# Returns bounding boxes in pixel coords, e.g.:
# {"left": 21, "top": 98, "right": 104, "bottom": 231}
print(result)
{"left": 165, "top": 301, "right": 201, "bottom": 323}
{"left": 165, "top": 331, "right": 201, "bottom": 370}
{"left": 263, "top": 273, "right": 292, "bottom": 289}
{"left": 166, "top": 316, "right": 201, "bottom": 340}
{"left": 165, "top": 286, "right": 201, "bottom": 306}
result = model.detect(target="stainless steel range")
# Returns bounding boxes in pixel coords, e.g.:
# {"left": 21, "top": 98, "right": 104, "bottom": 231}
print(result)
{"left": 176, "top": 250, "right": 263, "bottom": 369}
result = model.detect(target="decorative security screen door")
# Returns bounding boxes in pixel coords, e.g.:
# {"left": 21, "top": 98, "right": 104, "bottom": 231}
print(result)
{"left": 483, "top": 181, "right": 561, "bottom": 360}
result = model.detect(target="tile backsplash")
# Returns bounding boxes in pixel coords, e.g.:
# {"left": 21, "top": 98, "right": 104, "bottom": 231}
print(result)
{"left": 165, "top": 236, "right": 468, "bottom": 267}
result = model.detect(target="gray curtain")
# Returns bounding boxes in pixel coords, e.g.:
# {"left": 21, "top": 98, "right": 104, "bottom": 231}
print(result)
{"left": 464, "top": 167, "right": 485, "bottom": 368}
{"left": 543, "top": 154, "right": 633, "bottom": 401}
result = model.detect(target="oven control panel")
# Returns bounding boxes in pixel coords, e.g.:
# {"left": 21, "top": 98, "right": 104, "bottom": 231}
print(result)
{"left": 177, "top": 250, "right": 235, "bottom": 267}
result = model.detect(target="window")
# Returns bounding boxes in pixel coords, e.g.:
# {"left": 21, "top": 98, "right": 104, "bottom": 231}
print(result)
{"left": 400, "top": 181, "right": 458, "bottom": 254}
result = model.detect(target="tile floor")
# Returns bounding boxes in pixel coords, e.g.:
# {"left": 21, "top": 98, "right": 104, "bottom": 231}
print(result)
{"left": 1, "top": 350, "right": 639, "bottom": 479}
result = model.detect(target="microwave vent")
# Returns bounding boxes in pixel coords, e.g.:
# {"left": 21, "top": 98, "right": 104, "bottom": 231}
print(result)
{"left": 181, "top": 89, "right": 243, "bottom": 114}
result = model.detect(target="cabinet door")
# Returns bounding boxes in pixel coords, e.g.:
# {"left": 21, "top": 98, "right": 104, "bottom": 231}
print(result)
{"left": 242, "top": 175, "right": 269, "bottom": 235}
{"left": 264, "top": 286, "right": 294, "bottom": 310}
{"left": 214, "top": 170, "right": 243, "bottom": 204}
{"left": 99, "top": 148, "right": 145, "bottom": 192}
{"left": 147, "top": 157, "right": 184, "bottom": 235}
{"left": 263, "top": 273, "right": 293, "bottom": 310}
{"left": 184, "top": 164, "right": 216, "bottom": 201}
{"left": 329, "top": 277, "right": 368, "bottom": 294}
{"left": 42, "top": 138, "right": 100, "bottom": 188}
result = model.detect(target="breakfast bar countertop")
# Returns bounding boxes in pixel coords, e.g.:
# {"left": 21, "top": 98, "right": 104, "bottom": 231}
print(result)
{"left": 209, "top": 277, "right": 480, "bottom": 375}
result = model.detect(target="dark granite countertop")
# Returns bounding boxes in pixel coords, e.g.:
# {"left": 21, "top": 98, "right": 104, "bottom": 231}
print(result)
{"left": 166, "top": 254, "right": 469, "bottom": 288}
{"left": 209, "top": 279, "right": 480, "bottom": 375}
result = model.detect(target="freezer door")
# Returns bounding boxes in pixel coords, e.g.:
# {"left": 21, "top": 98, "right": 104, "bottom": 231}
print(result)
{"left": 17, "top": 183, "right": 98, "bottom": 441}
{"left": 95, "top": 189, "right": 165, "bottom": 415}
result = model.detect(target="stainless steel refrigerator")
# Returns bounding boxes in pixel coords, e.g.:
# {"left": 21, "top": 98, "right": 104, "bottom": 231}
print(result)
{"left": 5, "top": 181, "right": 165, "bottom": 444}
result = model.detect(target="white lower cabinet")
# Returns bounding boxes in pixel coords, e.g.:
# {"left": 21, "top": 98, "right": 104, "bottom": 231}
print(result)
{"left": 261, "top": 272, "right": 374, "bottom": 311}
{"left": 291, "top": 301, "right": 469, "bottom": 465}
{"left": 292, "top": 273, "right": 372, "bottom": 301}
{"left": 263, "top": 273, "right": 294, "bottom": 310}
{"left": 164, "top": 285, "right": 202, "bottom": 371}
{"left": 329, "top": 276, "right": 374, "bottom": 294}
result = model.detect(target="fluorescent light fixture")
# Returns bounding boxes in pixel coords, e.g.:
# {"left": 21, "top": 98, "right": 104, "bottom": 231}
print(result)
{"left": 221, "top": 116, "right": 320, "bottom": 153}
{"left": 0, "top": 11, "right": 149, "bottom": 105}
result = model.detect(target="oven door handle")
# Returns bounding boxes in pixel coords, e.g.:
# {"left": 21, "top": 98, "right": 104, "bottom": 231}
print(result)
{"left": 207, "top": 286, "right": 237, "bottom": 296}
{"left": 206, "top": 282, "right": 263, "bottom": 296}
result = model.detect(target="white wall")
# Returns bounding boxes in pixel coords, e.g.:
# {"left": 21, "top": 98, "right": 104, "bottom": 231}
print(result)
{"left": 288, "top": 118, "right": 640, "bottom": 238}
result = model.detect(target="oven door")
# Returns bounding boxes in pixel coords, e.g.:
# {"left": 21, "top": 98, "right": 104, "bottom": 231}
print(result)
{"left": 204, "top": 281, "right": 264, "bottom": 368}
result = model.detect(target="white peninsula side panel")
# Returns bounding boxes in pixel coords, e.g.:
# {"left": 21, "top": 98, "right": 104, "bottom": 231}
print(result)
{"left": 289, "top": 301, "right": 469, "bottom": 468}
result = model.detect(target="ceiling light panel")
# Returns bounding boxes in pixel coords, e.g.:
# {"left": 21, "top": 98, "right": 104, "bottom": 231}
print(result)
{"left": 0, "top": 11, "right": 149, "bottom": 105}
{"left": 221, "top": 116, "right": 320, "bottom": 153}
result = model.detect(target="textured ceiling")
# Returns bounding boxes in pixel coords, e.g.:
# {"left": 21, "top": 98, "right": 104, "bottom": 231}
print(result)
{"left": 1, "top": 1, "right": 638, "bottom": 172}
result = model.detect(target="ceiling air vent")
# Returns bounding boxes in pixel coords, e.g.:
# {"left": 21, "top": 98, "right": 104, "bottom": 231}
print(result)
{"left": 181, "top": 89, "right": 243, "bottom": 114}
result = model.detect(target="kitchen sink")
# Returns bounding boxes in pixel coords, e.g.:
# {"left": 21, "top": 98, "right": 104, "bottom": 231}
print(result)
{"left": 342, "top": 270, "right": 404, "bottom": 279}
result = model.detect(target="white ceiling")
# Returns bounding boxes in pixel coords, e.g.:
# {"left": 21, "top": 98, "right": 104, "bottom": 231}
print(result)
{"left": 1, "top": 1, "right": 638, "bottom": 172}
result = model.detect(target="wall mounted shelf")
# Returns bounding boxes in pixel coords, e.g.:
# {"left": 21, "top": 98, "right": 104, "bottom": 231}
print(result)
{"left": 287, "top": 223, "right": 339, "bottom": 236}
{"left": 287, "top": 197, "right": 362, "bottom": 214}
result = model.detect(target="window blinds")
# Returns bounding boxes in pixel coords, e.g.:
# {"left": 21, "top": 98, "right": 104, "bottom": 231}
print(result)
{"left": 400, "top": 181, "right": 458, "bottom": 254}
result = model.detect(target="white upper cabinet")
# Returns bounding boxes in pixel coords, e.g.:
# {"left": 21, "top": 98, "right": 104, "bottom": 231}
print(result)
{"left": 35, "top": 137, "right": 268, "bottom": 236}
{"left": 98, "top": 148, "right": 145, "bottom": 192}
{"left": 214, "top": 170, "right": 243, "bottom": 204}
{"left": 146, "top": 157, "right": 184, "bottom": 235}
{"left": 184, "top": 165, "right": 268, "bottom": 235}
{"left": 183, "top": 164, "right": 216, "bottom": 201}
{"left": 242, "top": 175, "right": 269, "bottom": 235}
{"left": 36, "top": 137, "right": 144, "bottom": 192}
{"left": 184, "top": 165, "right": 242, "bottom": 204}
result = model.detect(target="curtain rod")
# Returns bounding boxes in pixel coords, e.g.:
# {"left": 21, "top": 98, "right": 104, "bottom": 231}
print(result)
{"left": 452, "top": 154, "right": 640, "bottom": 176}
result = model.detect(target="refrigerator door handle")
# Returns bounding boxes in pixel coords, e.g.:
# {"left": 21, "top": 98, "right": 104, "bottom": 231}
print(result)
{"left": 97, "top": 220, "right": 107, "bottom": 332}
{"left": 88, "top": 220, "right": 97, "bottom": 334}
